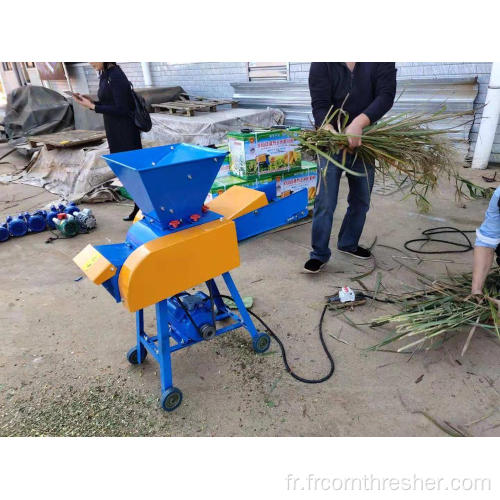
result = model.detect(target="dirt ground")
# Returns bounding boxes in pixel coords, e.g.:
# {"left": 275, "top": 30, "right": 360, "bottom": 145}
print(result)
{"left": 1, "top": 148, "right": 499, "bottom": 436}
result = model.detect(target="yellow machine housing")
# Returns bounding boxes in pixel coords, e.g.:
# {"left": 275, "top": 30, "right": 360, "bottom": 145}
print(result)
{"left": 120, "top": 218, "right": 238, "bottom": 312}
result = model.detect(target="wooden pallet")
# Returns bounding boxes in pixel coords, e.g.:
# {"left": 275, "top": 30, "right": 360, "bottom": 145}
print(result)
{"left": 152, "top": 96, "right": 239, "bottom": 117}
{"left": 186, "top": 95, "right": 239, "bottom": 107}
{"left": 28, "top": 129, "right": 106, "bottom": 150}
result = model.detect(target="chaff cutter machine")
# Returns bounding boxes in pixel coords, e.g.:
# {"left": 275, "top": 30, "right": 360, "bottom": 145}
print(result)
{"left": 74, "top": 143, "right": 307, "bottom": 411}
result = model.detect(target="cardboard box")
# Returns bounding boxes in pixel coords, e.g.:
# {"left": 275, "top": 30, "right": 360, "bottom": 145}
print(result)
{"left": 206, "top": 161, "right": 317, "bottom": 205}
{"left": 215, "top": 143, "right": 231, "bottom": 178}
{"left": 227, "top": 128, "right": 302, "bottom": 179}
{"left": 274, "top": 164, "right": 317, "bottom": 204}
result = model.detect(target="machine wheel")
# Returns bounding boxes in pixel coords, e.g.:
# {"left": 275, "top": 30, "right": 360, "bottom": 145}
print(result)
{"left": 127, "top": 345, "right": 147, "bottom": 365}
{"left": 253, "top": 333, "right": 271, "bottom": 353}
{"left": 161, "top": 387, "right": 183, "bottom": 412}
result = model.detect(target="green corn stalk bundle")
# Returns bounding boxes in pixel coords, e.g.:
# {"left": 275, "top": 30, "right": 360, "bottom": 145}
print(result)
{"left": 369, "top": 268, "right": 500, "bottom": 353}
{"left": 291, "top": 107, "right": 475, "bottom": 212}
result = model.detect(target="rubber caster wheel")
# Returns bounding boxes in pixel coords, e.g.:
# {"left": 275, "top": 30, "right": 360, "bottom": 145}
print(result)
{"left": 161, "top": 387, "right": 183, "bottom": 412}
{"left": 127, "top": 345, "right": 147, "bottom": 365}
{"left": 253, "top": 333, "right": 271, "bottom": 353}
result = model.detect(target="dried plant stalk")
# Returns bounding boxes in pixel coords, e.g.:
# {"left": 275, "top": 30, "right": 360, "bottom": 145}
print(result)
{"left": 291, "top": 107, "right": 475, "bottom": 211}
{"left": 369, "top": 268, "right": 500, "bottom": 353}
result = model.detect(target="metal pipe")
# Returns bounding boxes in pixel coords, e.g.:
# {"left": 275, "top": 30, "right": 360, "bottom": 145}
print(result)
{"left": 0, "top": 67, "right": 7, "bottom": 96}
{"left": 472, "top": 62, "right": 500, "bottom": 169}
{"left": 141, "top": 62, "right": 153, "bottom": 87}
{"left": 12, "top": 62, "right": 23, "bottom": 87}
{"left": 62, "top": 62, "right": 74, "bottom": 93}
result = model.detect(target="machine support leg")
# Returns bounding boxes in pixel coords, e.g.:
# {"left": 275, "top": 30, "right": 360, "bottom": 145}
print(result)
{"left": 135, "top": 309, "right": 145, "bottom": 363}
{"left": 156, "top": 300, "right": 173, "bottom": 393}
{"left": 206, "top": 278, "right": 228, "bottom": 314}
{"left": 222, "top": 272, "right": 259, "bottom": 339}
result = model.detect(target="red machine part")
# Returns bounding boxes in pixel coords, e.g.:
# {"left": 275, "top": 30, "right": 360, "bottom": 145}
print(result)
{"left": 189, "top": 214, "right": 201, "bottom": 222}
{"left": 168, "top": 220, "right": 181, "bottom": 229}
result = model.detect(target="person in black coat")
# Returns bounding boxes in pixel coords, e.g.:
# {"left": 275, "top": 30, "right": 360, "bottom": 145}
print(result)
{"left": 73, "top": 62, "right": 141, "bottom": 221}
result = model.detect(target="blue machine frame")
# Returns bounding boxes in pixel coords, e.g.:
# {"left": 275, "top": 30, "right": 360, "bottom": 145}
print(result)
{"left": 233, "top": 188, "right": 309, "bottom": 241}
{"left": 128, "top": 272, "right": 270, "bottom": 411}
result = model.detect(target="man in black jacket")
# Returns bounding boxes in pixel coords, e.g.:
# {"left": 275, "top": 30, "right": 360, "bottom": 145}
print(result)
{"left": 304, "top": 62, "right": 397, "bottom": 273}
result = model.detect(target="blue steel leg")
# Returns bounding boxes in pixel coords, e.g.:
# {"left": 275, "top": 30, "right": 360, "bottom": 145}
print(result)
{"left": 206, "top": 279, "right": 228, "bottom": 314}
{"left": 222, "top": 272, "right": 260, "bottom": 340}
{"left": 135, "top": 309, "right": 145, "bottom": 363}
{"left": 155, "top": 300, "right": 173, "bottom": 393}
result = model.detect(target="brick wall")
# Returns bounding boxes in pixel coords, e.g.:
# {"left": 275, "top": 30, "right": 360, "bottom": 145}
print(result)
{"left": 83, "top": 62, "right": 145, "bottom": 94}
{"left": 149, "top": 62, "right": 249, "bottom": 98}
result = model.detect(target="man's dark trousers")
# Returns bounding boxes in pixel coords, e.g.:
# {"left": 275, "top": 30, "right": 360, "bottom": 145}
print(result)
{"left": 310, "top": 153, "right": 375, "bottom": 263}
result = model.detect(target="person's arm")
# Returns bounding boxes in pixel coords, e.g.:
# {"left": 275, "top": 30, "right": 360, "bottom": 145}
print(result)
{"left": 309, "top": 62, "right": 333, "bottom": 129}
{"left": 94, "top": 74, "right": 133, "bottom": 118}
{"left": 471, "top": 246, "right": 495, "bottom": 294}
{"left": 361, "top": 62, "right": 397, "bottom": 124}
{"left": 344, "top": 113, "right": 371, "bottom": 150}
{"left": 471, "top": 187, "right": 500, "bottom": 294}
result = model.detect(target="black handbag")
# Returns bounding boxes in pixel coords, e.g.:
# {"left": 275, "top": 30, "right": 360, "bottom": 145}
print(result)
{"left": 129, "top": 82, "right": 152, "bottom": 133}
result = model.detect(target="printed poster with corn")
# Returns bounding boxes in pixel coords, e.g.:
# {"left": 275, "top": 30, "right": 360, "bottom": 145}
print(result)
{"left": 227, "top": 128, "right": 302, "bottom": 179}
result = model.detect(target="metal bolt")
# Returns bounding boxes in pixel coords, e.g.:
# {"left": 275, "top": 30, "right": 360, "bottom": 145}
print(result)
{"left": 160, "top": 206, "right": 165, "bottom": 211}
{"left": 187, "top": 174, "right": 192, "bottom": 179}
{"left": 213, "top": 158, "right": 218, "bottom": 162}
{"left": 152, "top": 162, "right": 156, "bottom": 166}
{"left": 169, "top": 209, "right": 174, "bottom": 214}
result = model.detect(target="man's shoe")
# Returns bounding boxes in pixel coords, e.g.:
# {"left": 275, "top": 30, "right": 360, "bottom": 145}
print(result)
{"left": 338, "top": 246, "right": 372, "bottom": 259}
{"left": 123, "top": 215, "right": 134, "bottom": 221}
{"left": 304, "top": 258, "right": 326, "bottom": 273}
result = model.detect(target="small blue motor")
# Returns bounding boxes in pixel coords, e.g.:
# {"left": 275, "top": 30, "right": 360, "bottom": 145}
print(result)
{"left": 25, "top": 210, "right": 47, "bottom": 233}
{"left": 64, "top": 202, "right": 80, "bottom": 216}
{"left": 6, "top": 214, "right": 28, "bottom": 237}
{"left": 166, "top": 291, "right": 216, "bottom": 342}
{"left": 46, "top": 205, "right": 61, "bottom": 229}
{"left": 0, "top": 223, "right": 9, "bottom": 242}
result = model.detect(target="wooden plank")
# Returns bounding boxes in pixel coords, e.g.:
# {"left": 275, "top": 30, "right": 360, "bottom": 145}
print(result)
{"left": 28, "top": 129, "right": 106, "bottom": 149}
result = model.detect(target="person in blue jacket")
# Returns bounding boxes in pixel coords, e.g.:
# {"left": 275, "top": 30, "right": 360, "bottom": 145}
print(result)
{"left": 471, "top": 186, "right": 500, "bottom": 295}
{"left": 304, "top": 62, "right": 397, "bottom": 273}
{"left": 73, "top": 62, "right": 141, "bottom": 221}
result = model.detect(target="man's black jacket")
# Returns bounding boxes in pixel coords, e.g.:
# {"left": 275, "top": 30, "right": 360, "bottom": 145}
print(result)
{"left": 308, "top": 62, "right": 397, "bottom": 128}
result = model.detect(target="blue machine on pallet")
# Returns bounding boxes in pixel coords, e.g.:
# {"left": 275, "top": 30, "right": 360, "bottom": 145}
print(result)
{"left": 74, "top": 143, "right": 285, "bottom": 412}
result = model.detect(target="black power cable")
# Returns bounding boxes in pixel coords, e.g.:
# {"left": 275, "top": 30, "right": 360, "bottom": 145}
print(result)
{"left": 404, "top": 226, "right": 475, "bottom": 254}
{"left": 215, "top": 294, "right": 335, "bottom": 384}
